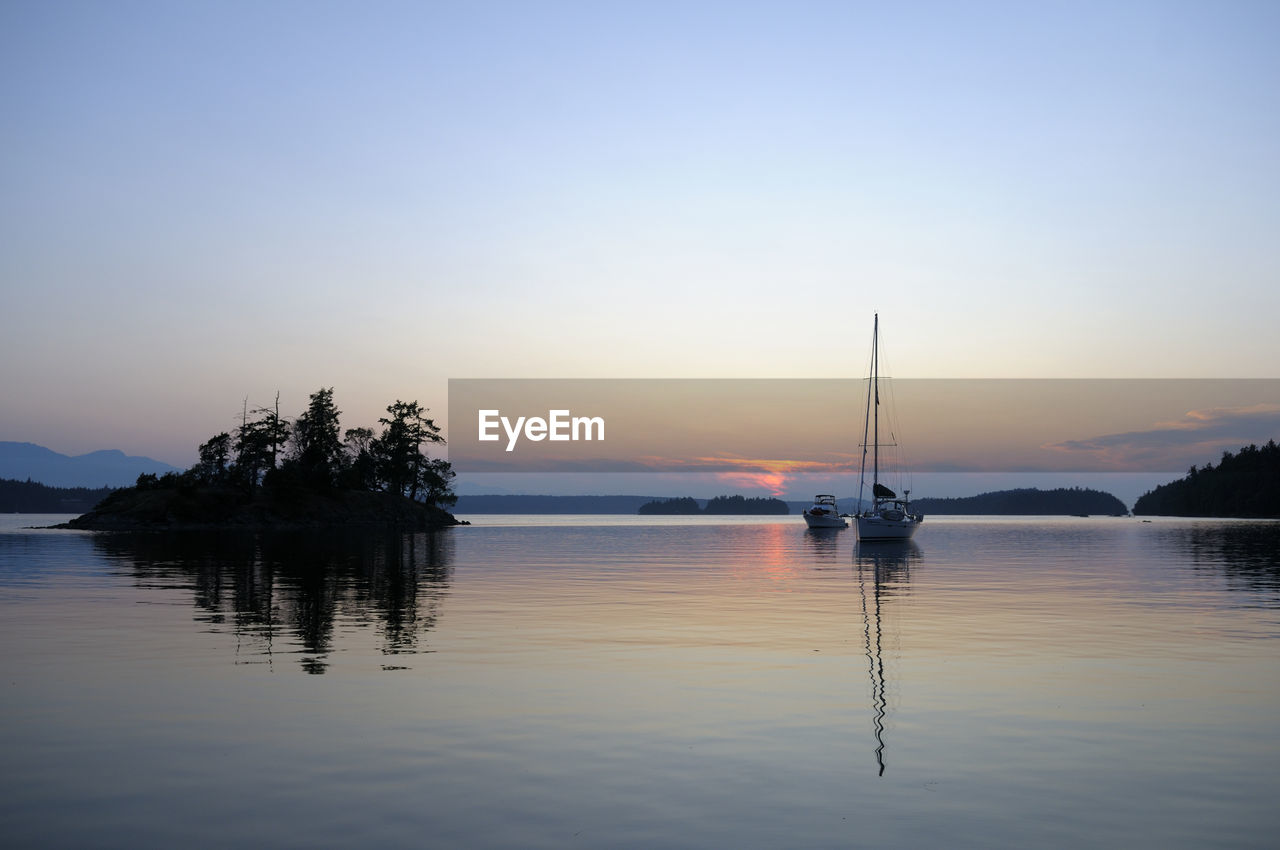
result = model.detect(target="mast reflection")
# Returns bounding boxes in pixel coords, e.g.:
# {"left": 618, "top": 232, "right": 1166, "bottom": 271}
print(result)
{"left": 854, "top": 540, "right": 919, "bottom": 776}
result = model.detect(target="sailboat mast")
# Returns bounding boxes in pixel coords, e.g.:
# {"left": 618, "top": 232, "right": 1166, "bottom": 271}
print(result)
{"left": 872, "top": 312, "right": 879, "bottom": 495}
{"left": 858, "top": 331, "right": 872, "bottom": 514}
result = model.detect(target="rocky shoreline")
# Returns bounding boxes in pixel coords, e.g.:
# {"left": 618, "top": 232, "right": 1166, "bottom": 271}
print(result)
{"left": 57, "top": 486, "right": 466, "bottom": 531}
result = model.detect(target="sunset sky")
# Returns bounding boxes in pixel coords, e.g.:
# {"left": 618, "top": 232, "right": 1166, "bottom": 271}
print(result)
{"left": 2, "top": 1, "right": 1277, "bottom": 501}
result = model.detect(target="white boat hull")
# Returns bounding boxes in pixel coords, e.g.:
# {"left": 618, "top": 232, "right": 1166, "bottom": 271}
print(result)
{"left": 804, "top": 511, "right": 848, "bottom": 529}
{"left": 856, "top": 514, "right": 920, "bottom": 540}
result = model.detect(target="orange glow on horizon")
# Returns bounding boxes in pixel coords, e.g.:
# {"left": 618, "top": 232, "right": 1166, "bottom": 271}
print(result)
{"left": 713, "top": 470, "right": 791, "bottom": 496}
{"left": 651, "top": 454, "right": 863, "bottom": 496}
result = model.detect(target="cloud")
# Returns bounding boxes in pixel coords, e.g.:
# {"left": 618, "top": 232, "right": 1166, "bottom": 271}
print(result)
{"left": 1043, "top": 404, "right": 1280, "bottom": 469}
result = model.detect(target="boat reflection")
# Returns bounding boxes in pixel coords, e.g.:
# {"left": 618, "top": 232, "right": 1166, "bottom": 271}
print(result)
{"left": 803, "top": 526, "right": 843, "bottom": 560}
{"left": 91, "top": 529, "right": 453, "bottom": 673}
{"left": 854, "top": 540, "right": 920, "bottom": 776}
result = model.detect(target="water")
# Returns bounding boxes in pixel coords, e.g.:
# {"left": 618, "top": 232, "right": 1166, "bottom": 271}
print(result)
{"left": 1, "top": 514, "right": 1278, "bottom": 848}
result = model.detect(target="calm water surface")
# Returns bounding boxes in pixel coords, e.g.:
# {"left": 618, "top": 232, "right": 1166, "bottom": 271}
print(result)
{"left": 1, "top": 514, "right": 1278, "bottom": 848}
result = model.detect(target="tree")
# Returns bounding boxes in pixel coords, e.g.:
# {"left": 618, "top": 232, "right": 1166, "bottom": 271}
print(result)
{"left": 417, "top": 457, "right": 457, "bottom": 508}
{"left": 288, "top": 388, "right": 345, "bottom": 487}
{"left": 194, "top": 432, "right": 232, "bottom": 484}
{"left": 234, "top": 401, "right": 290, "bottom": 490}
{"left": 342, "top": 427, "right": 377, "bottom": 490}
{"left": 372, "top": 400, "right": 446, "bottom": 502}
{"left": 156, "top": 388, "right": 456, "bottom": 513}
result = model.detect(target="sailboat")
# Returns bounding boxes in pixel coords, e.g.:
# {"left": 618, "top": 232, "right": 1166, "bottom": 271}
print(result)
{"left": 855, "top": 314, "right": 923, "bottom": 541}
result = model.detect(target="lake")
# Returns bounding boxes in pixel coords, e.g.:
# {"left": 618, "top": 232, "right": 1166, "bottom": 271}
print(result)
{"left": 1, "top": 514, "right": 1278, "bottom": 848}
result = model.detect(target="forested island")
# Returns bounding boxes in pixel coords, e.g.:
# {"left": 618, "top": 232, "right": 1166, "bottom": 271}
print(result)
{"left": 638, "top": 495, "right": 789, "bottom": 515}
{"left": 1, "top": 478, "right": 116, "bottom": 513}
{"left": 62, "top": 388, "right": 461, "bottom": 530}
{"left": 638, "top": 497, "right": 702, "bottom": 515}
{"left": 911, "top": 487, "right": 1127, "bottom": 516}
{"left": 1133, "top": 440, "right": 1279, "bottom": 517}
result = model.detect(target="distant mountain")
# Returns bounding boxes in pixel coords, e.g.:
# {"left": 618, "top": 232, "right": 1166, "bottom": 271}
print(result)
{"left": 0, "top": 441, "right": 180, "bottom": 488}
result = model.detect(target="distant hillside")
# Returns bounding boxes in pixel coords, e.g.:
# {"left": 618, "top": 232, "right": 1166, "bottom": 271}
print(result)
{"left": 787, "top": 488, "right": 1125, "bottom": 515}
{"left": 453, "top": 494, "right": 658, "bottom": 514}
{"left": 0, "top": 442, "right": 180, "bottom": 488}
{"left": 0, "top": 478, "right": 116, "bottom": 513}
{"left": 453, "top": 488, "right": 1130, "bottom": 516}
{"left": 911, "top": 487, "right": 1127, "bottom": 515}
{"left": 786, "top": 498, "right": 862, "bottom": 514}
{"left": 454, "top": 494, "right": 790, "bottom": 514}
{"left": 1134, "top": 440, "right": 1279, "bottom": 517}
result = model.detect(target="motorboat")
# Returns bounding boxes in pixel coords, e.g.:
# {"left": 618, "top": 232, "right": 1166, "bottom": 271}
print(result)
{"left": 802, "top": 494, "right": 848, "bottom": 529}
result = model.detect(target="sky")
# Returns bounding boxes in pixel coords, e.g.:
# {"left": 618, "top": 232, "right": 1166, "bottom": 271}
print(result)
{"left": 2, "top": 1, "right": 1278, "bottom": 502}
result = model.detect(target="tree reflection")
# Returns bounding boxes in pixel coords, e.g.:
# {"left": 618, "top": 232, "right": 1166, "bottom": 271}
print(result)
{"left": 1149, "top": 522, "right": 1280, "bottom": 601}
{"left": 1181, "top": 523, "right": 1280, "bottom": 597}
{"left": 92, "top": 529, "right": 453, "bottom": 673}
{"left": 854, "top": 540, "right": 920, "bottom": 776}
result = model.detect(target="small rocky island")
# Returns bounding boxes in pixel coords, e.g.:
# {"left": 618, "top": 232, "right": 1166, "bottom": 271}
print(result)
{"left": 63, "top": 388, "right": 463, "bottom": 531}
